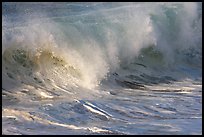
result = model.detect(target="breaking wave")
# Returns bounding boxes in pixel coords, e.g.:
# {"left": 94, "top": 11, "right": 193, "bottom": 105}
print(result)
{"left": 2, "top": 2, "right": 202, "bottom": 135}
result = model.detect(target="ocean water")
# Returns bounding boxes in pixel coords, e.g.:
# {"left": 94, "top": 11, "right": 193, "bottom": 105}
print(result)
{"left": 2, "top": 2, "right": 202, "bottom": 135}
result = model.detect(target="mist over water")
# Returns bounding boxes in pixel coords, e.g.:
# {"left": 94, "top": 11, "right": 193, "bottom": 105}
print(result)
{"left": 2, "top": 2, "right": 202, "bottom": 135}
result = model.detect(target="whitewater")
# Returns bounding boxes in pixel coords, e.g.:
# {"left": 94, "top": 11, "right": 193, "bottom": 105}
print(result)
{"left": 2, "top": 2, "right": 202, "bottom": 135}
